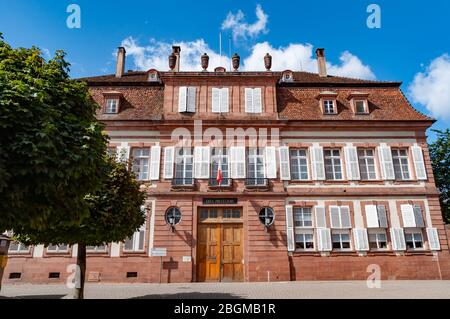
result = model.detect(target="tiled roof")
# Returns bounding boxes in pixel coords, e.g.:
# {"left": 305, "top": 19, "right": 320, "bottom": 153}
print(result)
{"left": 90, "top": 86, "right": 164, "bottom": 121}
{"left": 277, "top": 87, "right": 433, "bottom": 121}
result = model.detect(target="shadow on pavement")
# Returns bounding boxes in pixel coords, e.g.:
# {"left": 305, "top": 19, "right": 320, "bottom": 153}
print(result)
{"left": 131, "top": 292, "right": 243, "bottom": 299}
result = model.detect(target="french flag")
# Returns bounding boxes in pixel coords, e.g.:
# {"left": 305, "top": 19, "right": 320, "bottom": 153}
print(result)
{"left": 216, "top": 160, "right": 223, "bottom": 186}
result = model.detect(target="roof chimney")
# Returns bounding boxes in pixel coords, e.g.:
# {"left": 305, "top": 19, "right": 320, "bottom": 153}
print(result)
{"left": 172, "top": 46, "right": 181, "bottom": 72}
{"left": 116, "top": 47, "right": 126, "bottom": 78}
{"left": 316, "top": 48, "right": 327, "bottom": 77}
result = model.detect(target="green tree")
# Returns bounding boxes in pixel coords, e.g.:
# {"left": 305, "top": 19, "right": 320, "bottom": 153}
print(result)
{"left": 429, "top": 129, "right": 450, "bottom": 223}
{"left": 0, "top": 35, "right": 146, "bottom": 298}
{"left": 0, "top": 34, "right": 106, "bottom": 231}
{"left": 15, "top": 156, "right": 146, "bottom": 299}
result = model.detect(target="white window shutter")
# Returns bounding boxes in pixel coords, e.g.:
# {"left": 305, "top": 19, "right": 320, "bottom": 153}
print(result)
{"left": 178, "top": 86, "right": 187, "bottom": 112}
{"left": 411, "top": 144, "right": 427, "bottom": 180}
{"left": 344, "top": 146, "right": 360, "bottom": 180}
{"left": 353, "top": 228, "right": 369, "bottom": 251}
{"left": 340, "top": 206, "right": 352, "bottom": 228}
{"left": 163, "top": 146, "right": 175, "bottom": 179}
{"left": 264, "top": 146, "right": 277, "bottom": 179}
{"left": 426, "top": 228, "right": 441, "bottom": 251}
{"left": 413, "top": 205, "right": 425, "bottom": 228}
{"left": 311, "top": 146, "right": 325, "bottom": 180}
{"left": 390, "top": 228, "right": 406, "bottom": 251}
{"left": 150, "top": 146, "right": 161, "bottom": 181}
{"left": 253, "top": 88, "right": 262, "bottom": 113}
{"left": 315, "top": 206, "right": 327, "bottom": 228}
{"left": 230, "top": 146, "right": 246, "bottom": 179}
{"left": 279, "top": 146, "right": 291, "bottom": 181}
{"left": 317, "top": 228, "right": 332, "bottom": 252}
{"left": 401, "top": 204, "right": 416, "bottom": 227}
{"left": 330, "top": 206, "right": 341, "bottom": 228}
{"left": 116, "top": 145, "right": 131, "bottom": 163}
{"left": 365, "top": 205, "right": 379, "bottom": 228}
{"left": 377, "top": 205, "right": 388, "bottom": 228}
{"left": 245, "top": 88, "right": 253, "bottom": 113}
{"left": 221, "top": 88, "right": 229, "bottom": 113}
{"left": 187, "top": 87, "right": 196, "bottom": 113}
{"left": 285, "top": 205, "right": 295, "bottom": 252}
{"left": 194, "top": 147, "right": 202, "bottom": 179}
{"left": 194, "top": 146, "right": 210, "bottom": 179}
{"left": 212, "top": 88, "right": 221, "bottom": 113}
{"left": 378, "top": 145, "right": 395, "bottom": 180}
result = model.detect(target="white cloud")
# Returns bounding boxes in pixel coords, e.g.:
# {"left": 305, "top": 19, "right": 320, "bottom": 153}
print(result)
{"left": 120, "top": 37, "right": 376, "bottom": 80}
{"left": 120, "top": 37, "right": 230, "bottom": 71}
{"left": 221, "top": 4, "right": 268, "bottom": 42}
{"left": 409, "top": 54, "right": 450, "bottom": 120}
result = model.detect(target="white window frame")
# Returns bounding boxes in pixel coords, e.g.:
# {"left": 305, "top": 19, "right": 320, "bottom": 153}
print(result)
{"left": 86, "top": 245, "right": 107, "bottom": 253}
{"left": 8, "top": 241, "right": 30, "bottom": 254}
{"left": 47, "top": 244, "right": 69, "bottom": 253}
{"left": 293, "top": 207, "right": 313, "bottom": 228}
{"left": 358, "top": 148, "right": 377, "bottom": 180}
{"left": 392, "top": 148, "right": 411, "bottom": 180}
{"left": 404, "top": 230, "right": 425, "bottom": 250}
{"left": 322, "top": 99, "right": 337, "bottom": 114}
{"left": 290, "top": 149, "right": 309, "bottom": 181}
{"left": 331, "top": 229, "right": 352, "bottom": 251}
{"left": 105, "top": 98, "right": 119, "bottom": 114}
{"left": 368, "top": 229, "right": 388, "bottom": 250}
{"left": 247, "top": 148, "right": 266, "bottom": 183}
{"left": 294, "top": 230, "right": 315, "bottom": 251}
{"left": 174, "top": 148, "right": 194, "bottom": 185}
{"left": 131, "top": 148, "right": 150, "bottom": 181}
{"left": 123, "top": 224, "right": 146, "bottom": 252}
{"left": 324, "top": 149, "right": 343, "bottom": 180}
{"left": 354, "top": 99, "right": 368, "bottom": 114}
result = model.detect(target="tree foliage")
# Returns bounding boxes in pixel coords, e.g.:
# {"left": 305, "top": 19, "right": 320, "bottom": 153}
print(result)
{"left": 429, "top": 129, "right": 450, "bottom": 223}
{"left": 0, "top": 34, "right": 107, "bottom": 230}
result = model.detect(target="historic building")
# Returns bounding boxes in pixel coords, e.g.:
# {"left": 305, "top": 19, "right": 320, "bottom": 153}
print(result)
{"left": 5, "top": 46, "right": 450, "bottom": 284}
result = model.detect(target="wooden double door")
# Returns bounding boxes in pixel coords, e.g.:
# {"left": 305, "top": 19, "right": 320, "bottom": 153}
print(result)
{"left": 196, "top": 208, "right": 244, "bottom": 282}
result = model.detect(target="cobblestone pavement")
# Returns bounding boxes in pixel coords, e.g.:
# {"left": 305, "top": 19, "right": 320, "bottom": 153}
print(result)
{"left": 1, "top": 281, "right": 450, "bottom": 299}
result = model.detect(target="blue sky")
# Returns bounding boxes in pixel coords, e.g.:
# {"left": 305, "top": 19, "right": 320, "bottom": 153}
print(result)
{"left": 1, "top": 0, "right": 449, "bottom": 138}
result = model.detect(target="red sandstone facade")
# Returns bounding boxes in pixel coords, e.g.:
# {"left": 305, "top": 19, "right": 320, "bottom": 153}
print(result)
{"left": 5, "top": 48, "right": 450, "bottom": 284}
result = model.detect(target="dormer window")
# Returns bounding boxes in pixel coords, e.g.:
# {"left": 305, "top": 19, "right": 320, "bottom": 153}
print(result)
{"left": 323, "top": 100, "right": 336, "bottom": 114}
{"left": 348, "top": 92, "right": 370, "bottom": 114}
{"left": 105, "top": 99, "right": 119, "bottom": 114}
{"left": 147, "top": 69, "right": 160, "bottom": 82}
{"left": 318, "top": 91, "right": 338, "bottom": 115}
{"left": 354, "top": 100, "right": 368, "bottom": 114}
{"left": 281, "top": 70, "right": 294, "bottom": 82}
{"left": 102, "top": 91, "right": 123, "bottom": 114}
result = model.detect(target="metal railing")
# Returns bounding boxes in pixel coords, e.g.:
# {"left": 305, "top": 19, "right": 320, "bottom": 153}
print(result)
{"left": 209, "top": 178, "right": 232, "bottom": 187}
{"left": 245, "top": 178, "right": 269, "bottom": 187}
{"left": 171, "top": 178, "right": 194, "bottom": 186}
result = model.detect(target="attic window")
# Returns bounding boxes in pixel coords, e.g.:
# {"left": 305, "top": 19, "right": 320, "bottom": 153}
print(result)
{"left": 354, "top": 100, "right": 368, "bottom": 114}
{"left": 348, "top": 92, "right": 370, "bottom": 114}
{"left": 147, "top": 70, "right": 159, "bottom": 82}
{"left": 323, "top": 99, "right": 337, "bottom": 114}
{"left": 281, "top": 71, "right": 293, "bottom": 82}
{"left": 105, "top": 99, "right": 119, "bottom": 114}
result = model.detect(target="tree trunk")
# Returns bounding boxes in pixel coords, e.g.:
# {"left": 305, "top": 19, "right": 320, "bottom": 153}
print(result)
{"left": 73, "top": 243, "right": 86, "bottom": 299}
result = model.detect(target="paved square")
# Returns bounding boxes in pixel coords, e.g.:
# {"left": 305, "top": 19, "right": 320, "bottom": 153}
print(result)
{"left": 1, "top": 281, "right": 450, "bottom": 299}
